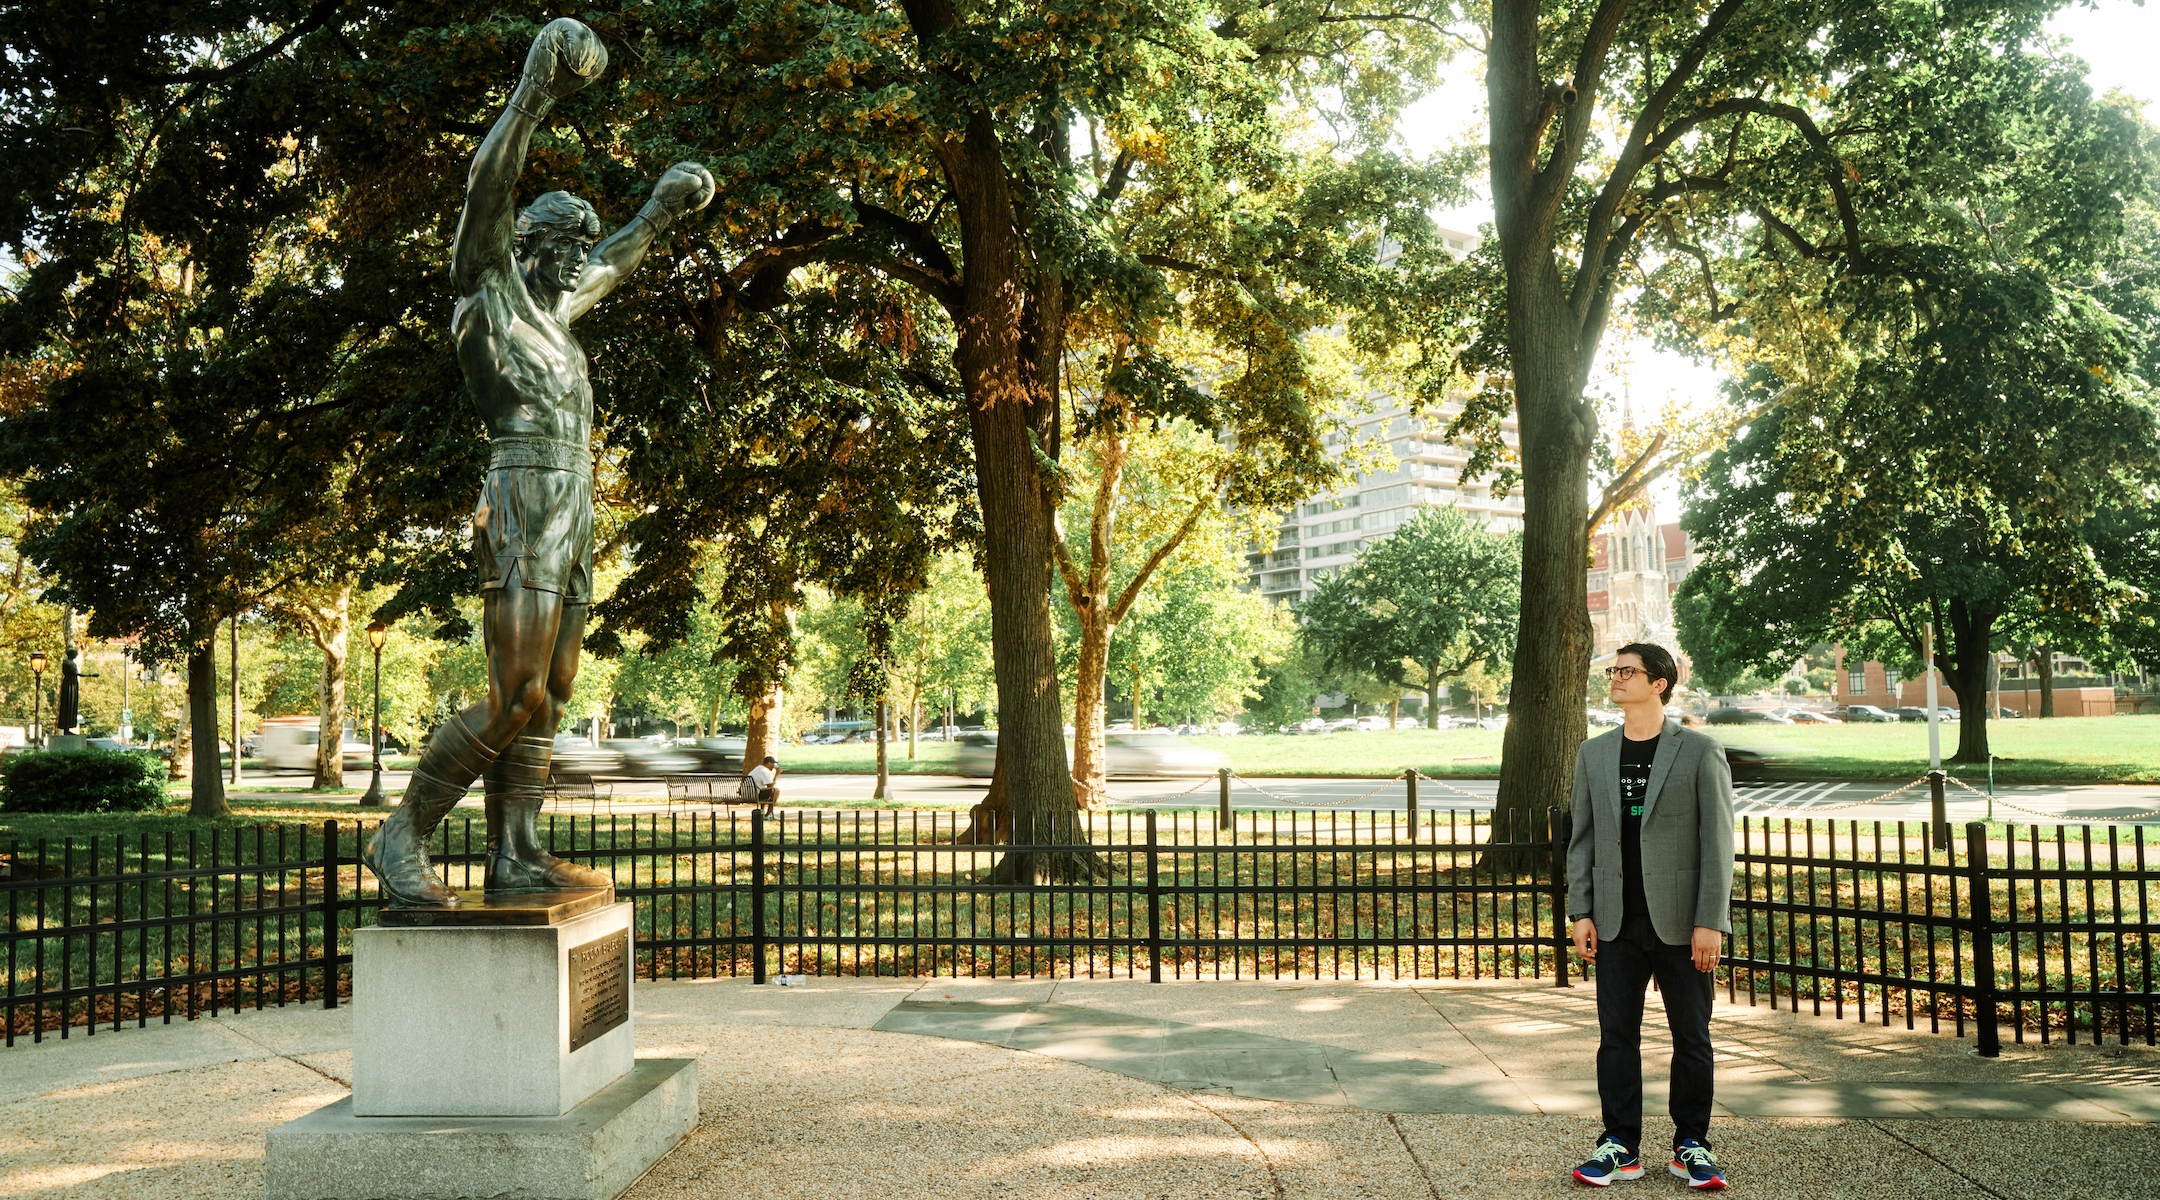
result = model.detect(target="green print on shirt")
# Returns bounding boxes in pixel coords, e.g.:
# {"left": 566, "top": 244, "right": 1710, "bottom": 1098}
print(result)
{"left": 1629, "top": 804, "right": 1644, "bottom": 817}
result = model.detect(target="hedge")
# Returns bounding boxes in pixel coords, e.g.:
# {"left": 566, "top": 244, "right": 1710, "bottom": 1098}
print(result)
{"left": 0, "top": 748, "right": 170, "bottom": 814}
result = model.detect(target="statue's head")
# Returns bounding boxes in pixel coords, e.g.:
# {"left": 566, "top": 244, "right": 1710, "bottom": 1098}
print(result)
{"left": 515, "top": 191, "right": 601, "bottom": 293}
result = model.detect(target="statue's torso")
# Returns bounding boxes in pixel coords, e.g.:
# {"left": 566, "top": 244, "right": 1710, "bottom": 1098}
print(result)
{"left": 452, "top": 275, "right": 592, "bottom": 447}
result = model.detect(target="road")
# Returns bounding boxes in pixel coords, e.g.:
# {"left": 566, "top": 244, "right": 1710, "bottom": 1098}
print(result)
{"left": 236, "top": 768, "right": 2160, "bottom": 825}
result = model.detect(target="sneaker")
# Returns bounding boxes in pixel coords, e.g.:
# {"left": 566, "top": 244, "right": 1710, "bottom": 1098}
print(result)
{"left": 1572, "top": 1137, "right": 1644, "bottom": 1186}
{"left": 1669, "top": 1139, "right": 1726, "bottom": 1190}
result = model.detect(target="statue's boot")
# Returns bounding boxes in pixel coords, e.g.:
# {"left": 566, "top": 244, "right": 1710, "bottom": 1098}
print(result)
{"left": 485, "top": 733, "right": 611, "bottom": 893}
{"left": 362, "top": 715, "right": 495, "bottom": 907}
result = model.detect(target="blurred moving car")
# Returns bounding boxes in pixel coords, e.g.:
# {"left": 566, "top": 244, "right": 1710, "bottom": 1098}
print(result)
{"left": 1587, "top": 709, "right": 1624, "bottom": 727}
{"left": 603, "top": 739, "right": 701, "bottom": 777}
{"left": 1707, "top": 707, "right": 1792, "bottom": 725}
{"left": 952, "top": 731, "right": 1227, "bottom": 778}
{"left": 256, "top": 718, "right": 372, "bottom": 772}
{"left": 1723, "top": 747, "right": 1776, "bottom": 783}
{"left": 1841, "top": 705, "right": 1900, "bottom": 723}
{"left": 688, "top": 735, "right": 745, "bottom": 772}
{"left": 1787, "top": 710, "right": 1841, "bottom": 724}
{"left": 550, "top": 733, "right": 623, "bottom": 776}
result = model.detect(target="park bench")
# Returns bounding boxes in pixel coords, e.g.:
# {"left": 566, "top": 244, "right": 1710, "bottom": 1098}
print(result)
{"left": 664, "top": 774, "right": 756, "bottom": 809}
{"left": 544, "top": 772, "right": 614, "bottom": 814}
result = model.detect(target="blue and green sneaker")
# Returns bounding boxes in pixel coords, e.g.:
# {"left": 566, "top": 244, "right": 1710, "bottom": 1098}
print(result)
{"left": 1669, "top": 1139, "right": 1726, "bottom": 1190}
{"left": 1572, "top": 1137, "right": 1644, "bottom": 1186}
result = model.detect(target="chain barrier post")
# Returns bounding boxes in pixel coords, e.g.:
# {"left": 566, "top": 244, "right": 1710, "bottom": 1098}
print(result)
{"left": 1217, "top": 767, "right": 1232, "bottom": 833}
{"left": 1929, "top": 769, "right": 1949, "bottom": 851}
{"left": 1965, "top": 821, "right": 2000, "bottom": 1057}
{"left": 1405, "top": 768, "right": 1418, "bottom": 833}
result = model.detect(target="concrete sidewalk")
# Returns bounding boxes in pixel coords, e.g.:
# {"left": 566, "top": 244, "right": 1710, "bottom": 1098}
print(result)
{"left": 5, "top": 975, "right": 2158, "bottom": 1200}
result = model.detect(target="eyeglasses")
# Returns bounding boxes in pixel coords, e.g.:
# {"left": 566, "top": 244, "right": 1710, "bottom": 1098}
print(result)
{"left": 1603, "top": 666, "right": 1645, "bottom": 681}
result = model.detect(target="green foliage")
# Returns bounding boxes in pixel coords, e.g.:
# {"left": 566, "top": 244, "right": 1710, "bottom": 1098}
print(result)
{"left": 1109, "top": 541, "right": 1293, "bottom": 724}
{"left": 1, "top": 749, "right": 169, "bottom": 814}
{"left": 1297, "top": 506, "right": 1520, "bottom": 722}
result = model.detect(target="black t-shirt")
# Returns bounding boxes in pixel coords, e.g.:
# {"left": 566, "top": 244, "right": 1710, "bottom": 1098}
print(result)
{"left": 1618, "top": 734, "right": 1659, "bottom": 919}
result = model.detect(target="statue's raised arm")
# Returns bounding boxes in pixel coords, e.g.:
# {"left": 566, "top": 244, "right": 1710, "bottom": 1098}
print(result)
{"left": 450, "top": 18, "right": 609, "bottom": 298}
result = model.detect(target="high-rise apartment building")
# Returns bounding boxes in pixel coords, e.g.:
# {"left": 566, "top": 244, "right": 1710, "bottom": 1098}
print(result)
{"left": 1241, "top": 229, "right": 1517, "bottom": 605}
{"left": 1244, "top": 401, "right": 1526, "bottom": 604}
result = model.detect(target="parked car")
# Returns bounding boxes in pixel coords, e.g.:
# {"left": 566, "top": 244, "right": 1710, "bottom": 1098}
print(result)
{"left": 1893, "top": 706, "right": 1958, "bottom": 723}
{"left": 1842, "top": 705, "right": 1900, "bottom": 723}
{"left": 1787, "top": 710, "right": 1841, "bottom": 724}
{"left": 1587, "top": 709, "right": 1624, "bottom": 727}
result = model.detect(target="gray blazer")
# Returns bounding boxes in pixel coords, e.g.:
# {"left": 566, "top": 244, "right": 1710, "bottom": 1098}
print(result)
{"left": 1565, "top": 716, "right": 1735, "bottom": 944}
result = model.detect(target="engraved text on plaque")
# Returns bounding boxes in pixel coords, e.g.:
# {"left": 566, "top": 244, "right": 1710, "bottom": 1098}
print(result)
{"left": 567, "top": 929, "right": 630, "bottom": 1052}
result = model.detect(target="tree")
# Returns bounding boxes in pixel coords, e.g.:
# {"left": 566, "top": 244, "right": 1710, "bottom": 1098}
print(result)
{"left": 1680, "top": 353, "right": 2158, "bottom": 762}
{"left": 1407, "top": 0, "right": 2141, "bottom": 839}
{"left": 1298, "top": 506, "right": 1520, "bottom": 728}
{"left": 1104, "top": 534, "right": 1294, "bottom": 731}
{"left": 888, "top": 554, "right": 994, "bottom": 760}
{"left": 1054, "top": 397, "right": 1331, "bottom": 802}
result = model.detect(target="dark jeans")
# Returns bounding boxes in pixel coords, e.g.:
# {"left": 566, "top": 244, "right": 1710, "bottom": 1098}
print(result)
{"left": 1595, "top": 912, "right": 1714, "bottom": 1155}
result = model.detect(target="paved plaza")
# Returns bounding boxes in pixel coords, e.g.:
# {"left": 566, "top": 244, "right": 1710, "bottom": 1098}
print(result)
{"left": 5, "top": 974, "right": 2158, "bottom": 1199}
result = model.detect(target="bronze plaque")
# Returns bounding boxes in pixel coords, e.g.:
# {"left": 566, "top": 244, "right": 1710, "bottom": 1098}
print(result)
{"left": 567, "top": 929, "right": 630, "bottom": 1052}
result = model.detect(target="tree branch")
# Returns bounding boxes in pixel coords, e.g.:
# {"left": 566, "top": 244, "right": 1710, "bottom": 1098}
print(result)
{"left": 128, "top": 0, "right": 346, "bottom": 85}
{"left": 1109, "top": 477, "right": 1223, "bottom": 626}
{"left": 1570, "top": 0, "right": 1747, "bottom": 328}
{"left": 1585, "top": 430, "right": 1667, "bottom": 538}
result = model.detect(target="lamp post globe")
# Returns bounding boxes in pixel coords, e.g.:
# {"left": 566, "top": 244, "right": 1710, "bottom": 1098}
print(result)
{"left": 359, "top": 624, "right": 389, "bottom": 807}
{"left": 28, "top": 651, "right": 46, "bottom": 747}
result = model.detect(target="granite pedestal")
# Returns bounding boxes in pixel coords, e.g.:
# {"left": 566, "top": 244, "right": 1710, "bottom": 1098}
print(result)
{"left": 265, "top": 889, "right": 698, "bottom": 1200}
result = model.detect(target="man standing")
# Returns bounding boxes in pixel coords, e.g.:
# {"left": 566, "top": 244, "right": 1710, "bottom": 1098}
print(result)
{"left": 1567, "top": 642, "right": 1734, "bottom": 1190}
{"left": 364, "top": 17, "right": 715, "bottom": 906}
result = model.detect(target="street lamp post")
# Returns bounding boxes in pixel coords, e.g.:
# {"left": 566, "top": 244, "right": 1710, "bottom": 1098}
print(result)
{"left": 359, "top": 623, "right": 388, "bottom": 807}
{"left": 28, "top": 651, "right": 47, "bottom": 748}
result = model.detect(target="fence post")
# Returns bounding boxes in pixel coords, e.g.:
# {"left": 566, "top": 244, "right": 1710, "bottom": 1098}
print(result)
{"left": 1145, "top": 810, "right": 1162, "bottom": 984}
{"left": 1551, "top": 807, "right": 1571, "bottom": 988}
{"left": 750, "top": 808, "right": 768, "bottom": 985}
{"left": 1965, "top": 821, "right": 2000, "bottom": 1057}
{"left": 1217, "top": 768, "right": 1232, "bottom": 833}
{"left": 1405, "top": 768, "right": 1418, "bottom": 834}
{"left": 321, "top": 820, "right": 340, "bottom": 1010}
{"left": 1929, "top": 769, "right": 1950, "bottom": 851}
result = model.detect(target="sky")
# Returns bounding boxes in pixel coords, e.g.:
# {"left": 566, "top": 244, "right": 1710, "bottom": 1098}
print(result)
{"left": 1385, "top": 0, "right": 2160, "bottom": 513}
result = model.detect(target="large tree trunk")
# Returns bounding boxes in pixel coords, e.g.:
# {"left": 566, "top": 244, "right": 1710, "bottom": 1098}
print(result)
{"left": 2033, "top": 643, "right": 2055, "bottom": 718}
{"left": 1424, "top": 666, "right": 1441, "bottom": 730}
{"left": 745, "top": 680, "right": 785, "bottom": 768}
{"left": 1486, "top": 0, "right": 1601, "bottom": 868}
{"left": 187, "top": 640, "right": 228, "bottom": 818}
{"left": 944, "top": 112, "right": 1080, "bottom": 879}
{"left": 1939, "top": 599, "right": 1994, "bottom": 762}
{"left": 907, "top": 684, "right": 920, "bottom": 761}
{"left": 1491, "top": 298, "right": 1596, "bottom": 859}
{"left": 311, "top": 584, "right": 351, "bottom": 789}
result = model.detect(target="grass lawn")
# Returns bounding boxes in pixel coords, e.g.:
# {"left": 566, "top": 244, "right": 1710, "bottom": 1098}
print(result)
{"left": 1701, "top": 714, "right": 2160, "bottom": 783}
{"left": 783, "top": 716, "right": 2160, "bottom": 783}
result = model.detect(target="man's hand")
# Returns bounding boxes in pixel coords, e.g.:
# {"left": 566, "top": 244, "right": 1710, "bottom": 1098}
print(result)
{"left": 1571, "top": 917, "right": 1598, "bottom": 962}
{"left": 524, "top": 18, "right": 609, "bottom": 100}
{"left": 651, "top": 162, "right": 717, "bottom": 218}
{"left": 1691, "top": 926, "right": 1723, "bottom": 973}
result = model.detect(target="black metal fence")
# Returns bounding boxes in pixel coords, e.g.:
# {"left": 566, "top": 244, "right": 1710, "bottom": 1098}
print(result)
{"left": 5, "top": 808, "right": 2158, "bottom": 1057}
